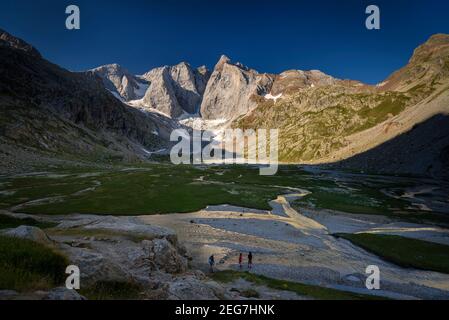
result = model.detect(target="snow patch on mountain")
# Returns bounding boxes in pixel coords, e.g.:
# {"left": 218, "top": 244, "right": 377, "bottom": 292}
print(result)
{"left": 264, "top": 93, "right": 283, "bottom": 102}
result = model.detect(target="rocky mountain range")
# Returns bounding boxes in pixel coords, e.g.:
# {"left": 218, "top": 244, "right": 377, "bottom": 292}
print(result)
{"left": 0, "top": 28, "right": 186, "bottom": 171}
{"left": 90, "top": 61, "right": 210, "bottom": 118}
{"left": 234, "top": 34, "right": 449, "bottom": 177}
{"left": 1, "top": 28, "right": 448, "bottom": 178}
{"left": 88, "top": 63, "right": 149, "bottom": 101}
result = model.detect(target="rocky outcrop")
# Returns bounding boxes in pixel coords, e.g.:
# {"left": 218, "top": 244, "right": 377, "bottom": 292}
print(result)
{"left": 140, "top": 62, "right": 210, "bottom": 118}
{"left": 143, "top": 238, "right": 188, "bottom": 274}
{"left": 270, "top": 69, "right": 338, "bottom": 95}
{"left": 167, "top": 275, "right": 229, "bottom": 300}
{"left": 0, "top": 213, "right": 227, "bottom": 300}
{"left": 88, "top": 64, "right": 149, "bottom": 101}
{"left": 2, "top": 225, "right": 53, "bottom": 245}
{"left": 90, "top": 61, "right": 211, "bottom": 119}
{"left": 380, "top": 33, "right": 449, "bottom": 91}
{"left": 45, "top": 214, "right": 226, "bottom": 299}
{"left": 200, "top": 55, "right": 274, "bottom": 120}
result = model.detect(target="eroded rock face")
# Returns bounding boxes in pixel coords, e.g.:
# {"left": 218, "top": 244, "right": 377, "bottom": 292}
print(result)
{"left": 63, "top": 245, "right": 130, "bottom": 285}
{"left": 29, "top": 214, "right": 207, "bottom": 299}
{"left": 141, "top": 62, "right": 210, "bottom": 117}
{"left": 88, "top": 64, "right": 149, "bottom": 101}
{"left": 147, "top": 238, "right": 188, "bottom": 274}
{"left": 200, "top": 55, "right": 274, "bottom": 120}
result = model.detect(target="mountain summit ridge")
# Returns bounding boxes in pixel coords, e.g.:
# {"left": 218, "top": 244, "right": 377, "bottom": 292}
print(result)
{"left": 1, "top": 28, "right": 448, "bottom": 177}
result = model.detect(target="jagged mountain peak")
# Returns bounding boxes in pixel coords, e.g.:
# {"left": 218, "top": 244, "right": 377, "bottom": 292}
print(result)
{"left": 380, "top": 33, "right": 449, "bottom": 91}
{"left": 213, "top": 54, "right": 255, "bottom": 74}
{"left": 88, "top": 63, "right": 147, "bottom": 101}
{"left": 424, "top": 33, "right": 449, "bottom": 45}
{"left": 91, "top": 63, "right": 128, "bottom": 73}
{"left": 409, "top": 33, "right": 449, "bottom": 64}
{"left": 214, "top": 54, "right": 232, "bottom": 72}
{"left": 138, "top": 60, "right": 211, "bottom": 117}
{"left": 197, "top": 65, "right": 210, "bottom": 76}
{"left": 217, "top": 54, "right": 231, "bottom": 64}
{"left": 175, "top": 61, "right": 191, "bottom": 68}
{"left": 200, "top": 55, "right": 272, "bottom": 120}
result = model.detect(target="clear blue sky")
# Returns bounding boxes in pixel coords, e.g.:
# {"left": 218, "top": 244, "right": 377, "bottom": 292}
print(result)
{"left": 1, "top": 0, "right": 449, "bottom": 84}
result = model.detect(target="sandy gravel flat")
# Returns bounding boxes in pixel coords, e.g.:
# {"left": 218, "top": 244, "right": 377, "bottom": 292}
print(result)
{"left": 139, "top": 195, "right": 449, "bottom": 299}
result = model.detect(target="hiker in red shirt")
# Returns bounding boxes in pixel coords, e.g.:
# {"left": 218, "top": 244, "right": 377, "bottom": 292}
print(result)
{"left": 238, "top": 252, "right": 243, "bottom": 269}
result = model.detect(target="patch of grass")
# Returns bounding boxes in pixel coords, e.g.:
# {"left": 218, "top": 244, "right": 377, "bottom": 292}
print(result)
{"left": 0, "top": 174, "right": 96, "bottom": 210}
{"left": 211, "top": 270, "right": 385, "bottom": 300}
{"left": 355, "top": 95, "right": 408, "bottom": 132}
{"left": 15, "top": 165, "right": 285, "bottom": 215}
{"left": 235, "top": 88, "right": 411, "bottom": 162}
{"left": 294, "top": 189, "right": 386, "bottom": 215}
{"left": 79, "top": 280, "right": 144, "bottom": 300}
{"left": 0, "top": 235, "right": 69, "bottom": 292}
{"left": 335, "top": 233, "right": 449, "bottom": 274}
{"left": 292, "top": 177, "right": 449, "bottom": 226}
{"left": 0, "top": 214, "right": 57, "bottom": 230}
{"left": 2, "top": 165, "right": 446, "bottom": 226}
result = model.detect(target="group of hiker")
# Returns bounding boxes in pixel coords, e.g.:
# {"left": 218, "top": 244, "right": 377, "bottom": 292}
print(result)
{"left": 208, "top": 251, "right": 253, "bottom": 272}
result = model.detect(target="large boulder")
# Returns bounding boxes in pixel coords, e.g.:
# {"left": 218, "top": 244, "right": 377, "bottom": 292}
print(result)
{"left": 143, "top": 238, "right": 188, "bottom": 274}
{"left": 62, "top": 245, "right": 129, "bottom": 285}
{"left": 2, "top": 225, "right": 53, "bottom": 245}
{"left": 167, "top": 275, "right": 227, "bottom": 300}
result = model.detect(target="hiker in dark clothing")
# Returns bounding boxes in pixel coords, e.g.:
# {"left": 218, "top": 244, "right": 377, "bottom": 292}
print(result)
{"left": 208, "top": 255, "right": 215, "bottom": 273}
{"left": 238, "top": 253, "right": 243, "bottom": 269}
{"left": 248, "top": 252, "right": 253, "bottom": 269}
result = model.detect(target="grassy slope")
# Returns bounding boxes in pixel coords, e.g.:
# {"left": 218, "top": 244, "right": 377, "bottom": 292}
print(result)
{"left": 79, "top": 280, "right": 144, "bottom": 300}
{"left": 336, "top": 233, "right": 449, "bottom": 274}
{"left": 236, "top": 90, "right": 412, "bottom": 162}
{"left": 0, "top": 235, "right": 68, "bottom": 291}
{"left": 211, "top": 270, "right": 385, "bottom": 300}
{"left": 0, "top": 214, "right": 57, "bottom": 230}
